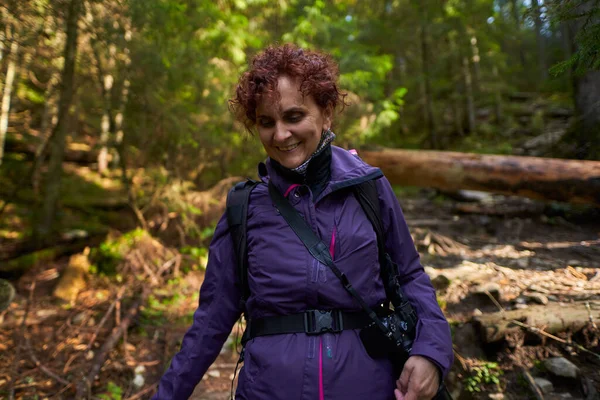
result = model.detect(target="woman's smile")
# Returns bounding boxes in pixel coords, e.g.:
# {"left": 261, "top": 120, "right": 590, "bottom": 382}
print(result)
{"left": 277, "top": 142, "right": 300, "bottom": 152}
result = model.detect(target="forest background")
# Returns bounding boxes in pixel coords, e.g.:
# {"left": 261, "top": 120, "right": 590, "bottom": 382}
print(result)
{"left": 0, "top": 0, "right": 599, "bottom": 399}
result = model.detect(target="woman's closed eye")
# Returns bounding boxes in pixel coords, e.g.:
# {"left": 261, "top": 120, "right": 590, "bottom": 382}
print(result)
{"left": 285, "top": 112, "right": 304, "bottom": 123}
{"left": 258, "top": 117, "right": 275, "bottom": 128}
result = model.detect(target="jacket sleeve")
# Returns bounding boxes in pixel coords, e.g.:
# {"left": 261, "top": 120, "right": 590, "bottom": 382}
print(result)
{"left": 153, "top": 213, "right": 242, "bottom": 399}
{"left": 375, "top": 176, "right": 453, "bottom": 378}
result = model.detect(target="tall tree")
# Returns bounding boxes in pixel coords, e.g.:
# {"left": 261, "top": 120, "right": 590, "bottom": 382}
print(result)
{"left": 34, "top": 0, "right": 83, "bottom": 242}
{"left": 0, "top": 25, "right": 18, "bottom": 166}
{"left": 414, "top": 0, "right": 438, "bottom": 148}
{"left": 531, "top": 0, "right": 547, "bottom": 82}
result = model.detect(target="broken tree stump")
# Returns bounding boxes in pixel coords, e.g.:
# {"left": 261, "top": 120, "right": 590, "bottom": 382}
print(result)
{"left": 473, "top": 301, "right": 600, "bottom": 343}
{"left": 360, "top": 148, "right": 600, "bottom": 206}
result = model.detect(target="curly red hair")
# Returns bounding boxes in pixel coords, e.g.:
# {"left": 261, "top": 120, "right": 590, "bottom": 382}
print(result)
{"left": 230, "top": 44, "right": 347, "bottom": 132}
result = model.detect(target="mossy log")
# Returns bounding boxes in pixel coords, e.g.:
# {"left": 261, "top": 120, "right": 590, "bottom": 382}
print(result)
{"left": 5, "top": 137, "right": 98, "bottom": 164}
{"left": 360, "top": 148, "right": 600, "bottom": 206}
{"left": 0, "top": 233, "right": 105, "bottom": 276}
{"left": 473, "top": 301, "right": 600, "bottom": 343}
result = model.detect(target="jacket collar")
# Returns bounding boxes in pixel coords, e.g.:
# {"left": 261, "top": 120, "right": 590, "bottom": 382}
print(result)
{"left": 259, "top": 146, "right": 383, "bottom": 202}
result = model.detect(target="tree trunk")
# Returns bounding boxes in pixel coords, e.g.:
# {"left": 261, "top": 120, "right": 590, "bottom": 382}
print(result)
{"left": 448, "top": 35, "right": 464, "bottom": 136}
{"left": 470, "top": 35, "right": 481, "bottom": 92}
{"left": 567, "top": 1, "right": 600, "bottom": 160}
{"left": 572, "top": 71, "right": 600, "bottom": 159}
{"left": 492, "top": 65, "right": 503, "bottom": 125}
{"left": 463, "top": 56, "right": 476, "bottom": 134}
{"left": 34, "top": 0, "right": 82, "bottom": 243}
{"left": 509, "top": 0, "right": 526, "bottom": 68}
{"left": 97, "top": 74, "right": 113, "bottom": 173}
{"left": 417, "top": 2, "right": 437, "bottom": 149}
{"left": 531, "top": 0, "right": 547, "bottom": 82}
{"left": 359, "top": 148, "right": 600, "bottom": 206}
{"left": 0, "top": 27, "right": 18, "bottom": 167}
{"left": 33, "top": 73, "right": 60, "bottom": 194}
{"left": 473, "top": 301, "right": 600, "bottom": 343}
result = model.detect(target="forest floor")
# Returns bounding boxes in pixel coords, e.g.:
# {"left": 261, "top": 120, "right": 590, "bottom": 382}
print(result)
{"left": 1, "top": 185, "right": 599, "bottom": 400}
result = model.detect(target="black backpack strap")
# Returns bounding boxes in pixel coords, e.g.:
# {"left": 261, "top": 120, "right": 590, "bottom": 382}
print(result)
{"left": 353, "top": 180, "right": 395, "bottom": 300}
{"left": 354, "top": 180, "right": 418, "bottom": 335}
{"left": 353, "top": 181, "right": 386, "bottom": 270}
{"left": 226, "top": 179, "right": 261, "bottom": 319}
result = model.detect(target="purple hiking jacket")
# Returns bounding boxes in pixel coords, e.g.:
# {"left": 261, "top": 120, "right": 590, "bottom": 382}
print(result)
{"left": 153, "top": 146, "right": 452, "bottom": 399}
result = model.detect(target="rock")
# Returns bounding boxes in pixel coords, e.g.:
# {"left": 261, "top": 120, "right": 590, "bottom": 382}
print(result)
{"left": 207, "top": 370, "right": 221, "bottom": 378}
{"left": 489, "top": 393, "right": 504, "bottom": 400}
{"left": 36, "top": 309, "right": 58, "bottom": 318}
{"left": 548, "top": 295, "right": 559, "bottom": 302}
{"left": 72, "top": 312, "right": 87, "bottom": 325}
{"left": 133, "top": 374, "right": 145, "bottom": 388}
{"left": 546, "top": 394, "right": 574, "bottom": 400}
{"left": 543, "top": 357, "right": 579, "bottom": 379}
{"left": 525, "top": 292, "right": 549, "bottom": 305}
{"left": 61, "top": 229, "right": 89, "bottom": 240}
{"left": 133, "top": 365, "right": 146, "bottom": 388}
{"left": 516, "top": 258, "right": 529, "bottom": 268}
{"left": 452, "top": 323, "right": 486, "bottom": 359}
{"left": 515, "top": 303, "right": 529, "bottom": 309}
{"left": 0, "top": 279, "right": 15, "bottom": 312}
{"left": 472, "top": 308, "right": 483, "bottom": 317}
{"left": 431, "top": 275, "right": 451, "bottom": 290}
{"left": 534, "top": 377, "right": 554, "bottom": 394}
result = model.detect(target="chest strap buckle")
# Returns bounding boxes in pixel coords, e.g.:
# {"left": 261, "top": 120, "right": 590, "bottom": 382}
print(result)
{"left": 304, "top": 309, "right": 344, "bottom": 335}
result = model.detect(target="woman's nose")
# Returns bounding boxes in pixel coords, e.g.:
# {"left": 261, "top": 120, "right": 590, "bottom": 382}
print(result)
{"left": 273, "top": 122, "right": 291, "bottom": 142}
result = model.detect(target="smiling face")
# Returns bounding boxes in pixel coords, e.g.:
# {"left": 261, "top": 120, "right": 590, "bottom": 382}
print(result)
{"left": 256, "top": 76, "right": 332, "bottom": 169}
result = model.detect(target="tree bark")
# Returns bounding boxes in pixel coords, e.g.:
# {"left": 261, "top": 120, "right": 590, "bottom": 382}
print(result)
{"left": 509, "top": 0, "right": 526, "bottom": 68}
{"left": 566, "top": 1, "right": 600, "bottom": 160}
{"left": 0, "top": 26, "right": 18, "bottom": 167}
{"left": 414, "top": 0, "right": 437, "bottom": 149}
{"left": 492, "top": 65, "right": 503, "bottom": 124}
{"left": 359, "top": 148, "right": 600, "bottom": 206}
{"left": 34, "top": 0, "right": 83, "bottom": 244}
{"left": 531, "top": 0, "right": 547, "bottom": 82}
{"left": 572, "top": 71, "right": 600, "bottom": 159}
{"left": 470, "top": 35, "right": 481, "bottom": 92}
{"left": 463, "top": 56, "right": 476, "bottom": 134}
{"left": 473, "top": 301, "right": 600, "bottom": 343}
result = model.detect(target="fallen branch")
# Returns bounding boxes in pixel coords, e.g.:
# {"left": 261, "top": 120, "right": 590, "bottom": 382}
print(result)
{"left": 521, "top": 366, "right": 544, "bottom": 400}
{"left": 75, "top": 288, "right": 149, "bottom": 398}
{"left": 85, "top": 286, "right": 126, "bottom": 351}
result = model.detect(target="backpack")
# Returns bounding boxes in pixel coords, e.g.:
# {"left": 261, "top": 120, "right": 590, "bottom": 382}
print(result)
{"left": 225, "top": 178, "right": 389, "bottom": 323}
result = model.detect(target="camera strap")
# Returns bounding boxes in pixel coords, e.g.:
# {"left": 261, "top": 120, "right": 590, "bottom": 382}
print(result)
{"left": 268, "top": 181, "right": 393, "bottom": 339}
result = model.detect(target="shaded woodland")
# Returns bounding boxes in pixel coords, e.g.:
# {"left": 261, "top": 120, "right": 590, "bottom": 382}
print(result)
{"left": 0, "top": 0, "right": 599, "bottom": 399}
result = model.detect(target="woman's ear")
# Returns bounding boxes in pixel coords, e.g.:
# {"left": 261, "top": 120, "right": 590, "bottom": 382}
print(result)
{"left": 323, "top": 106, "right": 333, "bottom": 130}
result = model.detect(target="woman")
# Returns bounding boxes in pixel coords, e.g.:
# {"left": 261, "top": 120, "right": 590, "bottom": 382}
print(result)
{"left": 153, "top": 44, "right": 452, "bottom": 400}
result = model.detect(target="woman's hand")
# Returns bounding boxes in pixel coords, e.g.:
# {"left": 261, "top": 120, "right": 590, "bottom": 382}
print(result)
{"left": 394, "top": 355, "right": 440, "bottom": 400}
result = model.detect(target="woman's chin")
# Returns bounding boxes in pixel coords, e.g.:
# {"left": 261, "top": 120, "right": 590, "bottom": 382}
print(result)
{"left": 274, "top": 152, "right": 307, "bottom": 169}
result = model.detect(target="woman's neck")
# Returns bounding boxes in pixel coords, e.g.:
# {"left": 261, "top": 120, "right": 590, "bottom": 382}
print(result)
{"left": 271, "top": 143, "right": 332, "bottom": 198}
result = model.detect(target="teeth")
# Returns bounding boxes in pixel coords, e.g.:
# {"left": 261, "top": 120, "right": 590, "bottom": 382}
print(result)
{"left": 279, "top": 143, "right": 299, "bottom": 151}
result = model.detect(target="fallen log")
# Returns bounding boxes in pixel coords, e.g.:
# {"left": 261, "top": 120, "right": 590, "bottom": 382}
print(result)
{"left": 5, "top": 137, "right": 99, "bottom": 164}
{"left": 360, "top": 148, "right": 600, "bottom": 206}
{"left": 473, "top": 301, "right": 600, "bottom": 343}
